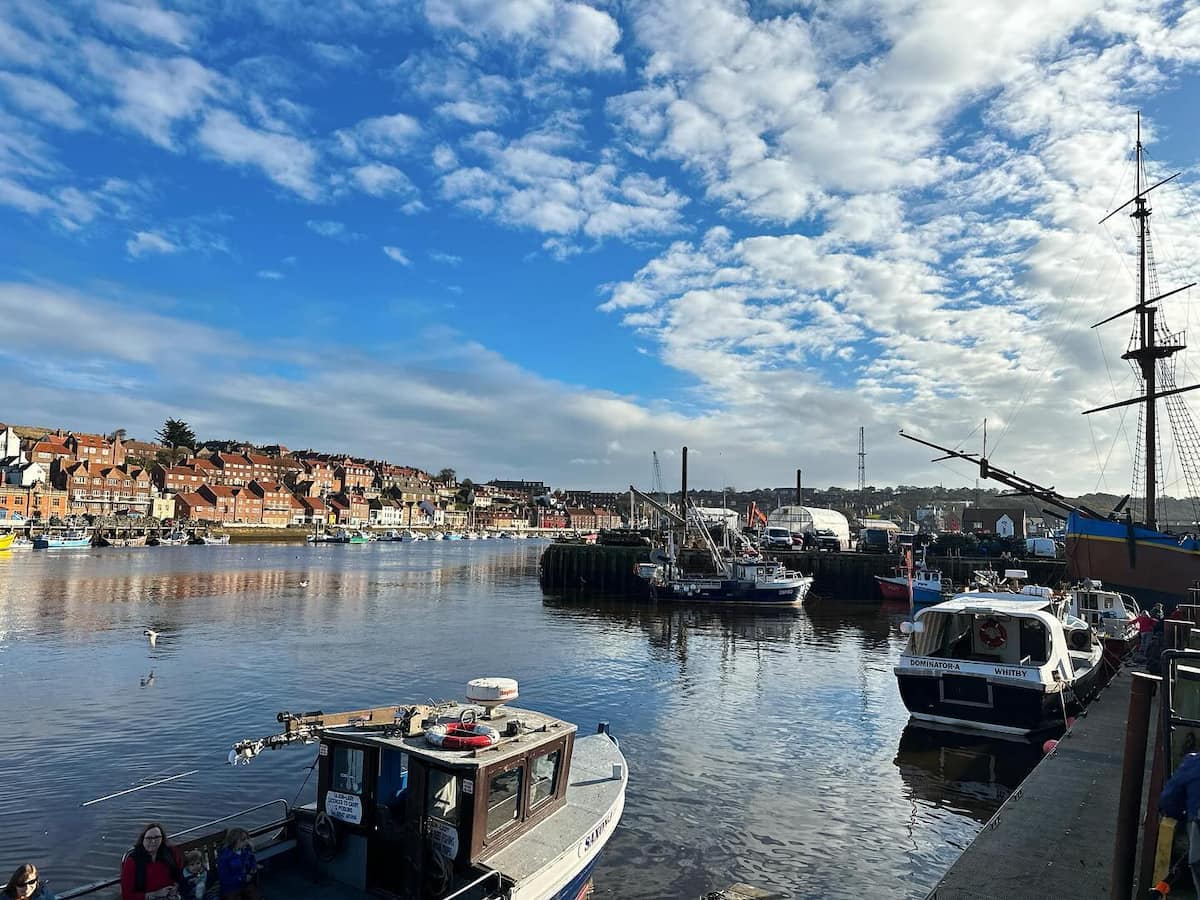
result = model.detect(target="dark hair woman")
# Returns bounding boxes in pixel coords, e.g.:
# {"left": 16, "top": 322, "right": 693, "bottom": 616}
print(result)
{"left": 4, "top": 864, "right": 56, "bottom": 900}
{"left": 120, "top": 822, "right": 183, "bottom": 900}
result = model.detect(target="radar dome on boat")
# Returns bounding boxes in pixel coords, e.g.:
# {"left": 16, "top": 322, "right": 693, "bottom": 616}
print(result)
{"left": 466, "top": 677, "right": 518, "bottom": 719}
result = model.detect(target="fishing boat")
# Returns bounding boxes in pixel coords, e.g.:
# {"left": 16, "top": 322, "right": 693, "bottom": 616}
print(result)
{"left": 0, "top": 532, "right": 13, "bottom": 551}
{"left": 901, "top": 118, "right": 1200, "bottom": 609}
{"left": 189, "top": 532, "right": 231, "bottom": 545}
{"left": 63, "top": 678, "right": 626, "bottom": 900}
{"left": 32, "top": 528, "right": 91, "bottom": 549}
{"left": 631, "top": 487, "right": 813, "bottom": 606}
{"left": 875, "top": 562, "right": 946, "bottom": 606}
{"left": 894, "top": 594, "right": 1102, "bottom": 735}
{"left": 153, "top": 529, "right": 189, "bottom": 546}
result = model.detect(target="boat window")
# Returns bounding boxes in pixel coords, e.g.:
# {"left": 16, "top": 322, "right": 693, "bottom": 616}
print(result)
{"left": 530, "top": 749, "right": 561, "bottom": 809}
{"left": 486, "top": 766, "right": 524, "bottom": 836}
{"left": 378, "top": 750, "right": 409, "bottom": 808}
{"left": 1019, "top": 619, "right": 1049, "bottom": 664}
{"left": 332, "top": 746, "right": 364, "bottom": 795}
{"left": 426, "top": 769, "right": 459, "bottom": 824}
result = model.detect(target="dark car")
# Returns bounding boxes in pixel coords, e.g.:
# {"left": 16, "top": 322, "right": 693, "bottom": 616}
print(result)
{"left": 814, "top": 529, "right": 840, "bottom": 551}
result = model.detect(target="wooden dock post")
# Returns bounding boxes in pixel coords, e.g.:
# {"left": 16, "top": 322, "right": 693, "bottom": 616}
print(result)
{"left": 1111, "top": 672, "right": 1159, "bottom": 900}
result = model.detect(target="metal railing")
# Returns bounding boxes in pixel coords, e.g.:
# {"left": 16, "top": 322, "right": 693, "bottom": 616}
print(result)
{"left": 58, "top": 800, "right": 292, "bottom": 899}
{"left": 444, "top": 868, "right": 504, "bottom": 900}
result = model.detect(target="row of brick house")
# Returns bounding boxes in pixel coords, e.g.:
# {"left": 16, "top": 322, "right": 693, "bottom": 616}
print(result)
{"left": 0, "top": 423, "right": 626, "bottom": 530}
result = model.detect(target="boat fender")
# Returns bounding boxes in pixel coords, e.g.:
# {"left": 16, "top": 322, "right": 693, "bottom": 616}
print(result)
{"left": 978, "top": 618, "right": 1007, "bottom": 649}
{"left": 313, "top": 811, "right": 339, "bottom": 861}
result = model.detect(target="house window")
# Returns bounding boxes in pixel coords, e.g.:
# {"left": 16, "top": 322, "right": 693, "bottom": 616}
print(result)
{"left": 486, "top": 766, "right": 523, "bottom": 836}
{"left": 332, "top": 746, "right": 364, "bottom": 795}
{"left": 530, "top": 748, "right": 561, "bottom": 809}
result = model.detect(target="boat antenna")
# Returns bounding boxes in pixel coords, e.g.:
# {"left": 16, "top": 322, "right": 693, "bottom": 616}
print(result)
{"left": 1085, "top": 112, "right": 1199, "bottom": 530}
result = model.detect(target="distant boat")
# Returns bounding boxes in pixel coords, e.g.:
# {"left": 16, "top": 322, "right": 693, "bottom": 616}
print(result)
{"left": 33, "top": 528, "right": 92, "bottom": 549}
{"left": 0, "top": 533, "right": 13, "bottom": 551}
{"left": 876, "top": 563, "right": 946, "bottom": 606}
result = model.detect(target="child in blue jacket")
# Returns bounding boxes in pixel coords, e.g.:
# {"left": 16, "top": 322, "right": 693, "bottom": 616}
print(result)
{"left": 215, "top": 830, "right": 259, "bottom": 900}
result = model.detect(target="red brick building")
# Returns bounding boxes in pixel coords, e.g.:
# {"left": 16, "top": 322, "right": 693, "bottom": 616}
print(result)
{"left": 199, "top": 484, "right": 238, "bottom": 522}
{"left": 248, "top": 480, "right": 293, "bottom": 527}
{"left": 0, "top": 484, "right": 69, "bottom": 521}
{"left": 67, "top": 433, "right": 124, "bottom": 466}
{"left": 175, "top": 491, "right": 218, "bottom": 522}
{"left": 153, "top": 464, "right": 205, "bottom": 494}
{"left": 214, "top": 453, "right": 253, "bottom": 486}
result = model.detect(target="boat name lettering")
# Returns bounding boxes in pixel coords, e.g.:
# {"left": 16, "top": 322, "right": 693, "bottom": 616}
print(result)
{"left": 908, "top": 658, "right": 960, "bottom": 671}
{"left": 993, "top": 666, "right": 1028, "bottom": 678}
{"left": 578, "top": 810, "right": 613, "bottom": 858}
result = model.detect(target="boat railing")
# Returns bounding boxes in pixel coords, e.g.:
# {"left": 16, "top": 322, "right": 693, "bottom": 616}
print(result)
{"left": 58, "top": 799, "right": 292, "bottom": 899}
{"left": 444, "top": 868, "right": 504, "bottom": 900}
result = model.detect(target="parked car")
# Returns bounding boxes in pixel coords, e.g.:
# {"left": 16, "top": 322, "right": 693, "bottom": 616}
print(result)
{"left": 763, "top": 526, "right": 793, "bottom": 550}
{"left": 814, "top": 529, "right": 841, "bottom": 551}
{"left": 1025, "top": 537, "right": 1061, "bottom": 558}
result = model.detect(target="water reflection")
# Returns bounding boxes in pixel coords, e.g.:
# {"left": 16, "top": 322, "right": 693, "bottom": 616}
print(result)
{"left": 894, "top": 723, "right": 1044, "bottom": 825}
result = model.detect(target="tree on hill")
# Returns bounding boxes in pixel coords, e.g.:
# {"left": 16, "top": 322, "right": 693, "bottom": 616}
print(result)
{"left": 157, "top": 418, "right": 197, "bottom": 450}
{"left": 436, "top": 468, "right": 456, "bottom": 484}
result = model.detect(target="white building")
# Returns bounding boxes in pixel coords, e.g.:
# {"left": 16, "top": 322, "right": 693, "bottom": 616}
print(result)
{"left": 767, "top": 505, "right": 851, "bottom": 549}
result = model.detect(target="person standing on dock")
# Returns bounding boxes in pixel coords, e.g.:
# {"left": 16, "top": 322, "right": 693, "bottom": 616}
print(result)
{"left": 1160, "top": 752, "right": 1200, "bottom": 889}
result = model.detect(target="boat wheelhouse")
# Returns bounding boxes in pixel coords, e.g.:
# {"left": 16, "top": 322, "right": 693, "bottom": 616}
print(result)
{"left": 1066, "top": 579, "right": 1141, "bottom": 646}
{"left": 895, "top": 597, "right": 1103, "bottom": 735}
{"left": 62, "top": 679, "right": 626, "bottom": 900}
{"left": 875, "top": 564, "right": 945, "bottom": 606}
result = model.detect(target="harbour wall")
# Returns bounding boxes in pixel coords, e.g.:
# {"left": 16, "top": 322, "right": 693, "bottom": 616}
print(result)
{"left": 538, "top": 543, "right": 1067, "bottom": 601}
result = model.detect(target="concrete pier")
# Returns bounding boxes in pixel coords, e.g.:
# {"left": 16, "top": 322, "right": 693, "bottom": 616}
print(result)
{"left": 925, "top": 669, "right": 1137, "bottom": 899}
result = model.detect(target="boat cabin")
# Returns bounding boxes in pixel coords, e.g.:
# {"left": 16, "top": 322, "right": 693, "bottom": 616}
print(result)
{"left": 904, "top": 600, "right": 1058, "bottom": 669}
{"left": 305, "top": 703, "right": 577, "bottom": 899}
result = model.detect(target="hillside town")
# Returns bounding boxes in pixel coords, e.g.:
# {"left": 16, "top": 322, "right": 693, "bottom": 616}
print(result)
{"left": 0, "top": 421, "right": 624, "bottom": 533}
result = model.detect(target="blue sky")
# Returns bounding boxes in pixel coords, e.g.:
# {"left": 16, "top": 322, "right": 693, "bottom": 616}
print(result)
{"left": 5, "top": 0, "right": 1200, "bottom": 495}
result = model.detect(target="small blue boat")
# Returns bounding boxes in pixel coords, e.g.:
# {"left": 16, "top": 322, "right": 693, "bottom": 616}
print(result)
{"left": 33, "top": 528, "right": 92, "bottom": 549}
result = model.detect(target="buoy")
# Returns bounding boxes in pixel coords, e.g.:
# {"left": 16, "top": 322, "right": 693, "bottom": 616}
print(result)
{"left": 1042, "top": 739, "right": 1058, "bottom": 754}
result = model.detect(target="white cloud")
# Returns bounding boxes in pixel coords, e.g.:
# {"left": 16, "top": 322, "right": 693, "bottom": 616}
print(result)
{"left": 82, "top": 42, "right": 221, "bottom": 149}
{"left": 306, "top": 219, "right": 346, "bottom": 237}
{"left": 126, "top": 230, "right": 179, "bottom": 257}
{"left": 383, "top": 246, "right": 411, "bottom": 265}
{"left": 307, "top": 41, "right": 367, "bottom": 67}
{"left": 197, "top": 109, "right": 320, "bottom": 199}
{"left": 0, "top": 73, "right": 84, "bottom": 130}
{"left": 424, "top": 0, "right": 623, "bottom": 72}
{"left": 93, "top": 1, "right": 197, "bottom": 47}
{"left": 350, "top": 162, "right": 417, "bottom": 198}
{"left": 429, "top": 251, "right": 461, "bottom": 265}
{"left": 334, "top": 113, "right": 422, "bottom": 159}
{"left": 257, "top": 269, "right": 284, "bottom": 280}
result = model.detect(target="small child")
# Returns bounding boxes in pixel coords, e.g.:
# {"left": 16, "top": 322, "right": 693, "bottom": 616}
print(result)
{"left": 180, "top": 850, "right": 208, "bottom": 900}
{"left": 216, "top": 829, "right": 260, "bottom": 900}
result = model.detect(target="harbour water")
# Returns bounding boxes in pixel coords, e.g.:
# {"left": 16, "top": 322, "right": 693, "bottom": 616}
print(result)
{"left": 0, "top": 542, "right": 1040, "bottom": 898}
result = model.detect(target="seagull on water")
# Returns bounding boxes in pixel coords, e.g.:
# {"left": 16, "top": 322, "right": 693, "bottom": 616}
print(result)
{"left": 140, "top": 669, "right": 155, "bottom": 687}
{"left": 143, "top": 628, "right": 158, "bottom": 647}
{"left": 299, "top": 580, "right": 309, "bottom": 588}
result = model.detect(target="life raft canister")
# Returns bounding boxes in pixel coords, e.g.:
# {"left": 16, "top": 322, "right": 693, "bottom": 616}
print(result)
{"left": 425, "top": 720, "right": 501, "bottom": 750}
{"left": 978, "top": 618, "right": 1008, "bottom": 649}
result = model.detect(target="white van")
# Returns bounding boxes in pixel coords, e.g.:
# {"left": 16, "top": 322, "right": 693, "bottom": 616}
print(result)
{"left": 1025, "top": 537, "right": 1058, "bottom": 558}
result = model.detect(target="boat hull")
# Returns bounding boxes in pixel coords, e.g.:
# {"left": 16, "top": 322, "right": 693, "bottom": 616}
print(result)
{"left": 875, "top": 575, "right": 942, "bottom": 606}
{"left": 896, "top": 664, "right": 1101, "bottom": 735}
{"left": 652, "top": 576, "right": 813, "bottom": 605}
{"left": 1065, "top": 510, "right": 1200, "bottom": 607}
{"left": 32, "top": 537, "right": 91, "bottom": 549}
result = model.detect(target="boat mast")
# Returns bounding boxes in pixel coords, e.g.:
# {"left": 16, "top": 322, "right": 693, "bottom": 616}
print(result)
{"left": 1085, "top": 113, "right": 1197, "bottom": 530}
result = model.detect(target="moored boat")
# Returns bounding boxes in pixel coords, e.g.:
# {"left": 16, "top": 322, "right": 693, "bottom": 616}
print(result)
{"left": 59, "top": 677, "right": 627, "bottom": 900}
{"left": 0, "top": 532, "right": 13, "bottom": 551}
{"left": 875, "top": 563, "right": 946, "bottom": 606}
{"left": 32, "top": 528, "right": 92, "bottom": 549}
{"left": 895, "top": 595, "right": 1102, "bottom": 735}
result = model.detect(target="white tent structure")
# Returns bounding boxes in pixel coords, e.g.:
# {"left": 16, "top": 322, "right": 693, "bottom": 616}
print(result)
{"left": 767, "top": 506, "right": 851, "bottom": 549}
{"left": 691, "top": 507, "right": 741, "bottom": 531}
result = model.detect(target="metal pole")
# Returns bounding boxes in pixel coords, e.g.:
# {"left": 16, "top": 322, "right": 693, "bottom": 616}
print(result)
{"left": 1112, "top": 672, "right": 1158, "bottom": 900}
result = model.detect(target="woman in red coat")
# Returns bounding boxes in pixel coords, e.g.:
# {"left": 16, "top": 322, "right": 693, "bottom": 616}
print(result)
{"left": 120, "top": 823, "right": 182, "bottom": 900}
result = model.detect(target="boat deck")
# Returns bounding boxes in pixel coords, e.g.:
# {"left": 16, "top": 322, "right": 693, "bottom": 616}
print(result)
{"left": 924, "top": 668, "right": 1136, "bottom": 899}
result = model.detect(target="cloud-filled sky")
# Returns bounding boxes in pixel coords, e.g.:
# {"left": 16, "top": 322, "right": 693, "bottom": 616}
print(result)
{"left": 5, "top": 0, "right": 1200, "bottom": 495}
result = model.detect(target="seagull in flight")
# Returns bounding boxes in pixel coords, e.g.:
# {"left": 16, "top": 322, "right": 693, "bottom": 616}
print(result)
{"left": 143, "top": 628, "right": 158, "bottom": 647}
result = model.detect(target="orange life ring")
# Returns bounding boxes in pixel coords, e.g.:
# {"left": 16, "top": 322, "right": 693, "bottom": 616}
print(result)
{"left": 978, "top": 618, "right": 1008, "bottom": 649}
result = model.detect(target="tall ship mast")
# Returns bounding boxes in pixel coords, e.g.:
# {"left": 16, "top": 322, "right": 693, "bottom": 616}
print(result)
{"left": 903, "top": 114, "right": 1200, "bottom": 608}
